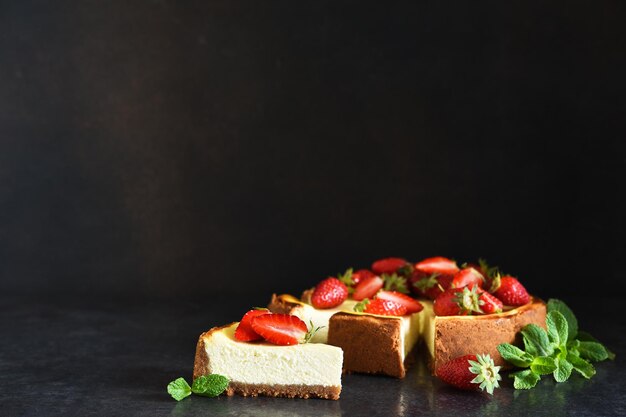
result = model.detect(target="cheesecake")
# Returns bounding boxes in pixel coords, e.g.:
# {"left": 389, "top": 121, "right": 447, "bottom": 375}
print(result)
{"left": 268, "top": 293, "right": 423, "bottom": 378}
{"left": 421, "top": 297, "right": 547, "bottom": 371}
{"left": 193, "top": 322, "right": 343, "bottom": 400}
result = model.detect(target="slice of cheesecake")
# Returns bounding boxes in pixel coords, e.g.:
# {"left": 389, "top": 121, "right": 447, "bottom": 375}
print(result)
{"left": 268, "top": 293, "right": 422, "bottom": 378}
{"left": 193, "top": 323, "right": 343, "bottom": 400}
{"left": 422, "top": 297, "right": 547, "bottom": 371}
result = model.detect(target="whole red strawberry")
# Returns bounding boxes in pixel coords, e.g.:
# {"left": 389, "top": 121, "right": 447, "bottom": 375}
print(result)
{"left": 493, "top": 275, "right": 530, "bottom": 306}
{"left": 435, "top": 354, "right": 502, "bottom": 394}
{"left": 234, "top": 308, "right": 270, "bottom": 342}
{"left": 410, "top": 271, "right": 454, "bottom": 299}
{"left": 311, "top": 277, "right": 348, "bottom": 309}
{"left": 371, "top": 257, "right": 409, "bottom": 275}
{"left": 434, "top": 286, "right": 502, "bottom": 316}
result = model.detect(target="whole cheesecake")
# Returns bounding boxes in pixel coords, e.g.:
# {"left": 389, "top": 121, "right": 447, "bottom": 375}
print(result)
{"left": 193, "top": 322, "right": 343, "bottom": 399}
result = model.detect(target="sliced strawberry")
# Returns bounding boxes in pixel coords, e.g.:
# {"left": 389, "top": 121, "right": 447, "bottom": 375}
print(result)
{"left": 414, "top": 256, "right": 460, "bottom": 276}
{"left": 493, "top": 275, "right": 530, "bottom": 306}
{"left": 478, "top": 288, "right": 504, "bottom": 314}
{"left": 451, "top": 267, "right": 485, "bottom": 289}
{"left": 250, "top": 314, "right": 308, "bottom": 346}
{"left": 352, "top": 275, "right": 384, "bottom": 301}
{"left": 311, "top": 277, "right": 348, "bottom": 309}
{"left": 410, "top": 271, "right": 454, "bottom": 299}
{"left": 351, "top": 269, "right": 375, "bottom": 286}
{"left": 435, "top": 354, "right": 502, "bottom": 394}
{"left": 376, "top": 290, "right": 423, "bottom": 314}
{"left": 234, "top": 309, "right": 270, "bottom": 342}
{"left": 371, "top": 257, "right": 409, "bottom": 275}
{"left": 362, "top": 298, "right": 408, "bottom": 316}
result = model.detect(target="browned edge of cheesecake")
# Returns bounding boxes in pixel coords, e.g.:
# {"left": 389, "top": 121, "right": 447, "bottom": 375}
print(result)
{"left": 267, "top": 293, "right": 302, "bottom": 314}
{"left": 430, "top": 297, "right": 547, "bottom": 372}
{"left": 328, "top": 312, "right": 410, "bottom": 378}
{"left": 193, "top": 323, "right": 236, "bottom": 380}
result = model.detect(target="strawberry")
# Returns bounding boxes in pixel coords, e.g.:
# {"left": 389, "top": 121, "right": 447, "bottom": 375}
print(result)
{"left": 351, "top": 269, "right": 375, "bottom": 286}
{"left": 352, "top": 275, "right": 384, "bottom": 301}
{"left": 376, "top": 290, "right": 423, "bottom": 313}
{"left": 356, "top": 298, "right": 408, "bottom": 316}
{"left": 371, "top": 257, "right": 409, "bottom": 275}
{"left": 492, "top": 275, "right": 530, "bottom": 306}
{"left": 234, "top": 308, "right": 270, "bottom": 342}
{"left": 414, "top": 256, "right": 460, "bottom": 276}
{"left": 434, "top": 286, "right": 503, "bottom": 316}
{"left": 311, "top": 277, "right": 348, "bottom": 309}
{"left": 451, "top": 267, "right": 485, "bottom": 289}
{"left": 435, "top": 354, "right": 502, "bottom": 394}
{"left": 410, "top": 272, "right": 453, "bottom": 299}
{"left": 250, "top": 313, "right": 308, "bottom": 345}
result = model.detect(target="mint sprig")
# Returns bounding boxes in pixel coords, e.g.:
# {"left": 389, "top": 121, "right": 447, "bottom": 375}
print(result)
{"left": 497, "top": 299, "right": 613, "bottom": 389}
{"left": 167, "top": 374, "right": 230, "bottom": 401}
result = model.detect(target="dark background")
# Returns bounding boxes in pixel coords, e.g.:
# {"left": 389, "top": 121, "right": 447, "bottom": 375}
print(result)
{"left": 1, "top": 1, "right": 625, "bottom": 302}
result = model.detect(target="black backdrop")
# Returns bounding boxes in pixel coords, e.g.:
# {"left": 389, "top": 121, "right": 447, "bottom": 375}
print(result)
{"left": 1, "top": 1, "right": 624, "bottom": 301}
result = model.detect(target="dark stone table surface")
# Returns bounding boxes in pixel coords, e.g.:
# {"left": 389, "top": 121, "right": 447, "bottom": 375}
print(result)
{"left": 1, "top": 293, "right": 624, "bottom": 417}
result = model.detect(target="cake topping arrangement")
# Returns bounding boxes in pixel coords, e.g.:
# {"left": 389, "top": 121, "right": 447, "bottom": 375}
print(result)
{"left": 168, "top": 254, "right": 614, "bottom": 402}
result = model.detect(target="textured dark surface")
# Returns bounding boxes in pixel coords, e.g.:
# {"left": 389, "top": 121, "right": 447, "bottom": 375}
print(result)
{"left": 1, "top": 294, "right": 624, "bottom": 417}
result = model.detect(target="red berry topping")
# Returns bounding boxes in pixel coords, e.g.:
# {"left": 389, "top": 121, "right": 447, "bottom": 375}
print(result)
{"left": 352, "top": 275, "right": 384, "bottom": 301}
{"left": 434, "top": 286, "right": 502, "bottom": 316}
{"left": 351, "top": 269, "right": 375, "bottom": 286}
{"left": 371, "top": 257, "right": 409, "bottom": 275}
{"left": 410, "top": 271, "right": 453, "bottom": 299}
{"left": 250, "top": 314, "right": 308, "bottom": 346}
{"left": 361, "top": 298, "right": 408, "bottom": 316}
{"left": 311, "top": 277, "right": 349, "bottom": 309}
{"left": 492, "top": 275, "right": 530, "bottom": 306}
{"left": 414, "top": 256, "right": 460, "bottom": 275}
{"left": 435, "top": 354, "right": 502, "bottom": 394}
{"left": 234, "top": 309, "right": 270, "bottom": 342}
{"left": 376, "top": 290, "right": 423, "bottom": 314}
{"left": 451, "top": 267, "right": 485, "bottom": 289}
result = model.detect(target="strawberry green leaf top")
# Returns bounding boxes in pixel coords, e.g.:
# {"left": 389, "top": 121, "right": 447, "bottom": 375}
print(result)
{"left": 381, "top": 273, "right": 409, "bottom": 294}
{"left": 435, "top": 354, "right": 501, "bottom": 395}
{"left": 468, "top": 354, "right": 502, "bottom": 395}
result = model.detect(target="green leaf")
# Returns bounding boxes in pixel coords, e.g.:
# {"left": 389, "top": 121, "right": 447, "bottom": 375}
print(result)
{"left": 497, "top": 343, "right": 533, "bottom": 367}
{"left": 191, "top": 374, "right": 230, "bottom": 397}
{"left": 382, "top": 273, "right": 409, "bottom": 294}
{"left": 521, "top": 324, "right": 553, "bottom": 357}
{"left": 577, "top": 331, "right": 616, "bottom": 360}
{"left": 567, "top": 352, "right": 596, "bottom": 379}
{"left": 546, "top": 311, "right": 569, "bottom": 347}
{"left": 577, "top": 341, "right": 609, "bottom": 362}
{"left": 510, "top": 369, "right": 541, "bottom": 389}
{"left": 553, "top": 357, "right": 573, "bottom": 383}
{"left": 530, "top": 356, "right": 557, "bottom": 375}
{"left": 167, "top": 377, "right": 192, "bottom": 401}
{"left": 547, "top": 299, "right": 578, "bottom": 341}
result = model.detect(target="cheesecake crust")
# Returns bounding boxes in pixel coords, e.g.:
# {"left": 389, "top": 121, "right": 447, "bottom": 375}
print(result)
{"left": 225, "top": 382, "right": 341, "bottom": 400}
{"left": 431, "top": 298, "right": 547, "bottom": 371}
{"left": 328, "top": 312, "right": 408, "bottom": 378}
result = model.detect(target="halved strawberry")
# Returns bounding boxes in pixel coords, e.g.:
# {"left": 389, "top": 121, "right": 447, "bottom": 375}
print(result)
{"left": 311, "top": 277, "right": 348, "bottom": 309}
{"left": 371, "top": 257, "right": 409, "bottom": 275}
{"left": 234, "top": 308, "right": 270, "bottom": 342}
{"left": 351, "top": 269, "right": 375, "bottom": 286}
{"left": 352, "top": 275, "right": 384, "bottom": 301}
{"left": 250, "top": 314, "right": 308, "bottom": 345}
{"left": 434, "top": 286, "right": 502, "bottom": 316}
{"left": 435, "top": 354, "right": 501, "bottom": 394}
{"left": 451, "top": 267, "right": 485, "bottom": 289}
{"left": 376, "top": 290, "right": 423, "bottom": 314}
{"left": 492, "top": 275, "right": 530, "bottom": 306}
{"left": 359, "top": 298, "right": 408, "bottom": 316}
{"left": 478, "top": 288, "right": 504, "bottom": 314}
{"left": 414, "top": 256, "right": 460, "bottom": 276}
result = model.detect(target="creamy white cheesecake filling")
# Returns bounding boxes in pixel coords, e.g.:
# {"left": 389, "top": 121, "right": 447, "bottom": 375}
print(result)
{"left": 203, "top": 324, "right": 343, "bottom": 387}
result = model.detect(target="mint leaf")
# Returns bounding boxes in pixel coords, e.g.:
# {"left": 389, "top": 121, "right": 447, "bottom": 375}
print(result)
{"left": 554, "top": 357, "right": 573, "bottom": 382}
{"left": 567, "top": 352, "right": 596, "bottom": 379}
{"left": 577, "top": 331, "right": 616, "bottom": 360}
{"left": 530, "top": 356, "right": 557, "bottom": 375}
{"left": 521, "top": 324, "right": 553, "bottom": 357}
{"left": 497, "top": 343, "right": 533, "bottom": 367}
{"left": 510, "top": 369, "right": 541, "bottom": 389}
{"left": 167, "top": 377, "right": 192, "bottom": 401}
{"left": 191, "top": 374, "right": 230, "bottom": 397}
{"left": 547, "top": 299, "right": 578, "bottom": 341}
{"left": 546, "top": 311, "right": 568, "bottom": 348}
{"left": 577, "top": 341, "right": 609, "bottom": 362}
